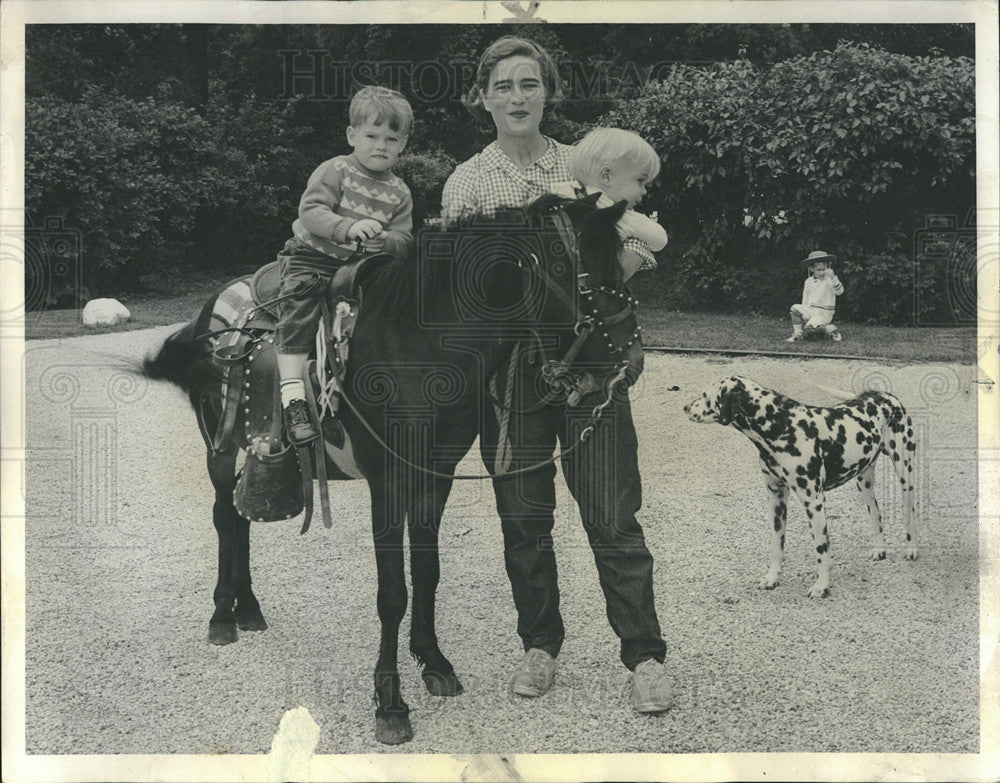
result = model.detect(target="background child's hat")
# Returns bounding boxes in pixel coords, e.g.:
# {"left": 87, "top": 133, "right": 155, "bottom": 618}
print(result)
{"left": 800, "top": 250, "right": 837, "bottom": 268}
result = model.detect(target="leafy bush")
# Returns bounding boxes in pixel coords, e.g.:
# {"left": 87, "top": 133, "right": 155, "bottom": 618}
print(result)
{"left": 393, "top": 150, "right": 457, "bottom": 227}
{"left": 26, "top": 87, "right": 219, "bottom": 290}
{"left": 24, "top": 33, "right": 974, "bottom": 325}
{"left": 606, "top": 43, "right": 975, "bottom": 324}
{"left": 747, "top": 44, "right": 975, "bottom": 252}
{"left": 26, "top": 88, "right": 312, "bottom": 293}
{"left": 192, "top": 95, "right": 313, "bottom": 272}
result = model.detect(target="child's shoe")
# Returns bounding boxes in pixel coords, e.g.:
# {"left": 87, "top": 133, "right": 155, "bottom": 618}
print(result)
{"left": 283, "top": 399, "right": 319, "bottom": 444}
{"left": 830, "top": 330, "right": 843, "bottom": 342}
{"left": 785, "top": 333, "right": 801, "bottom": 342}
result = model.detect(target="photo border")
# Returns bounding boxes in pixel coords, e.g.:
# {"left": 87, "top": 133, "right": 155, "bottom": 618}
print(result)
{"left": 2, "top": 2, "right": 997, "bottom": 781}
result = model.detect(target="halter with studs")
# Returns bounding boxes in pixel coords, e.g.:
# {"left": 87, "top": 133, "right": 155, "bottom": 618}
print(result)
{"left": 581, "top": 283, "right": 642, "bottom": 356}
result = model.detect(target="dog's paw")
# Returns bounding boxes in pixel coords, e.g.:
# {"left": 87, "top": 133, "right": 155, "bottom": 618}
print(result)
{"left": 904, "top": 546, "right": 918, "bottom": 561}
{"left": 806, "top": 583, "right": 830, "bottom": 599}
{"left": 869, "top": 549, "right": 887, "bottom": 561}
{"left": 758, "top": 575, "right": 780, "bottom": 590}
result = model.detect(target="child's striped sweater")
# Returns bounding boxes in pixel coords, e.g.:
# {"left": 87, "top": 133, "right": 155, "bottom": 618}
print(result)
{"left": 291, "top": 153, "right": 413, "bottom": 266}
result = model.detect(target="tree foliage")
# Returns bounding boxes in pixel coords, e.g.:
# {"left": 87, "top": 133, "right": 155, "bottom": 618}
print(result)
{"left": 24, "top": 25, "right": 975, "bottom": 323}
{"left": 607, "top": 44, "right": 975, "bottom": 323}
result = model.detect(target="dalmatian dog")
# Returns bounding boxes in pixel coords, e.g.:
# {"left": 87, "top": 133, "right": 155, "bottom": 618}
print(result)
{"left": 684, "top": 377, "right": 917, "bottom": 598}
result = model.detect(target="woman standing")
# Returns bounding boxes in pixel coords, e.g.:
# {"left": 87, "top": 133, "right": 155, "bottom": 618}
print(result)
{"left": 442, "top": 36, "right": 674, "bottom": 714}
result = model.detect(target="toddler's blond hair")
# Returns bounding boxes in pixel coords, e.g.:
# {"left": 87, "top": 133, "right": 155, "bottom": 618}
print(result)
{"left": 569, "top": 127, "right": 660, "bottom": 187}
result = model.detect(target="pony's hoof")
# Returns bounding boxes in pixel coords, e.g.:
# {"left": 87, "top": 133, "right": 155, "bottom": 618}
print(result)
{"left": 208, "top": 622, "right": 238, "bottom": 645}
{"left": 236, "top": 610, "right": 268, "bottom": 632}
{"left": 422, "top": 670, "right": 464, "bottom": 697}
{"left": 375, "top": 712, "right": 414, "bottom": 745}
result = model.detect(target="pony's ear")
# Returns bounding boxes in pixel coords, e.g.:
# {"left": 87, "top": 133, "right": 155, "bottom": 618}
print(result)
{"left": 595, "top": 199, "right": 629, "bottom": 225}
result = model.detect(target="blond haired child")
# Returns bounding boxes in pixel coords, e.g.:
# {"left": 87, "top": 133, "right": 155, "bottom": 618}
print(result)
{"left": 275, "top": 86, "right": 414, "bottom": 444}
{"left": 787, "top": 250, "right": 844, "bottom": 342}
{"left": 551, "top": 127, "right": 667, "bottom": 280}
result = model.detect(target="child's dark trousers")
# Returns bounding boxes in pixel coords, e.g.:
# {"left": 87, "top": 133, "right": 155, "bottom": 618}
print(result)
{"left": 275, "top": 237, "right": 344, "bottom": 355}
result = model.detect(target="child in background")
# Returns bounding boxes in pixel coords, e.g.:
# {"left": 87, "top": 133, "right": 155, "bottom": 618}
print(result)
{"left": 787, "top": 250, "right": 844, "bottom": 342}
{"left": 550, "top": 127, "right": 667, "bottom": 281}
{"left": 275, "top": 86, "right": 414, "bottom": 443}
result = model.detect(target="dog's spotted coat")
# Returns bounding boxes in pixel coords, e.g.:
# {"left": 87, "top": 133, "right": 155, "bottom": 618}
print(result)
{"left": 685, "top": 377, "right": 917, "bottom": 598}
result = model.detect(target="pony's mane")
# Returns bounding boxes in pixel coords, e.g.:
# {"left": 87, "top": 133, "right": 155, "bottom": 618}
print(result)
{"left": 358, "top": 194, "right": 621, "bottom": 323}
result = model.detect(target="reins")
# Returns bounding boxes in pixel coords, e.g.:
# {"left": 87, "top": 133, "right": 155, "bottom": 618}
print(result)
{"left": 325, "top": 203, "right": 638, "bottom": 480}
{"left": 332, "top": 358, "right": 631, "bottom": 480}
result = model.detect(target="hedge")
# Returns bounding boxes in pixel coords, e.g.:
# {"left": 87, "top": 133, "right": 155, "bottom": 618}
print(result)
{"left": 605, "top": 43, "right": 975, "bottom": 324}
{"left": 26, "top": 42, "right": 975, "bottom": 325}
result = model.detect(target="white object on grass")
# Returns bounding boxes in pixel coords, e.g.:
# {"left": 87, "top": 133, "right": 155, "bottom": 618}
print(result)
{"left": 82, "top": 298, "right": 131, "bottom": 327}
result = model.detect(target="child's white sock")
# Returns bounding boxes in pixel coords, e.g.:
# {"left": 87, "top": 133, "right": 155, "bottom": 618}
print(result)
{"left": 792, "top": 325, "right": 803, "bottom": 335}
{"left": 280, "top": 378, "right": 306, "bottom": 407}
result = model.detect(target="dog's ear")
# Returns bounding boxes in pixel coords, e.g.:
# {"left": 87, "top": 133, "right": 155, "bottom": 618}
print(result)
{"left": 717, "top": 388, "right": 737, "bottom": 426}
{"left": 716, "top": 378, "right": 747, "bottom": 427}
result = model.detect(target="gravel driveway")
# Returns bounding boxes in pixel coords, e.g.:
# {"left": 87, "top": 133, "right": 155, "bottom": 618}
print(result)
{"left": 22, "top": 325, "right": 979, "bottom": 754}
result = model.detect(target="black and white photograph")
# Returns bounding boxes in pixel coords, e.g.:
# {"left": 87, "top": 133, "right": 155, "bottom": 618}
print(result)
{"left": 1, "top": 1, "right": 998, "bottom": 781}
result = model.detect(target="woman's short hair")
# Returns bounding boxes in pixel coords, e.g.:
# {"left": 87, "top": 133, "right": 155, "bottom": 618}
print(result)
{"left": 462, "top": 36, "right": 564, "bottom": 124}
{"left": 349, "top": 85, "right": 413, "bottom": 135}
{"left": 568, "top": 128, "right": 661, "bottom": 184}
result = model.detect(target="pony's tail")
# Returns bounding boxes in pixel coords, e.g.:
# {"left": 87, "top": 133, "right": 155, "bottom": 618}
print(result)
{"left": 142, "top": 320, "right": 203, "bottom": 395}
{"left": 142, "top": 294, "right": 218, "bottom": 395}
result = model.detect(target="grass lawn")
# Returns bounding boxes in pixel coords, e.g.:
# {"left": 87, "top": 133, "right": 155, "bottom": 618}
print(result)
{"left": 23, "top": 269, "right": 977, "bottom": 365}
{"left": 639, "top": 309, "right": 976, "bottom": 364}
{"left": 23, "top": 268, "right": 239, "bottom": 340}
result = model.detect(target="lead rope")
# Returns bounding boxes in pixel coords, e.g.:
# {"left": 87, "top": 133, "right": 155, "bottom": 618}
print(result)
{"left": 493, "top": 341, "right": 521, "bottom": 475}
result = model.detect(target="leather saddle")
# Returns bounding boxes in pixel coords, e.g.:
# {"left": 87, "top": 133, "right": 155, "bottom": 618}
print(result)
{"left": 247, "top": 257, "right": 375, "bottom": 322}
{"left": 207, "top": 253, "right": 391, "bottom": 532}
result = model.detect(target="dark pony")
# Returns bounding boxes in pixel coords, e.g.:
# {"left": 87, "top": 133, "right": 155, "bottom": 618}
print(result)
{"left": 143, "top": 194, "right": 633, "bottom": 744}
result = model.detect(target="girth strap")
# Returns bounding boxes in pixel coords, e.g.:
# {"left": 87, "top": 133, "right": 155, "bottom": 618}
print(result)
{"left": 304, "top": 361, "right": 332, "bottom": 530}
{"left": 295, "top": 441, "right": 314, "bottom": 535}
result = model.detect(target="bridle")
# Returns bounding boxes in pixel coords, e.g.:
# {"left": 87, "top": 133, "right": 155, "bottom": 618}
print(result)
{"left": 485, "top": 202, "right": 642, "bottom": 414}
